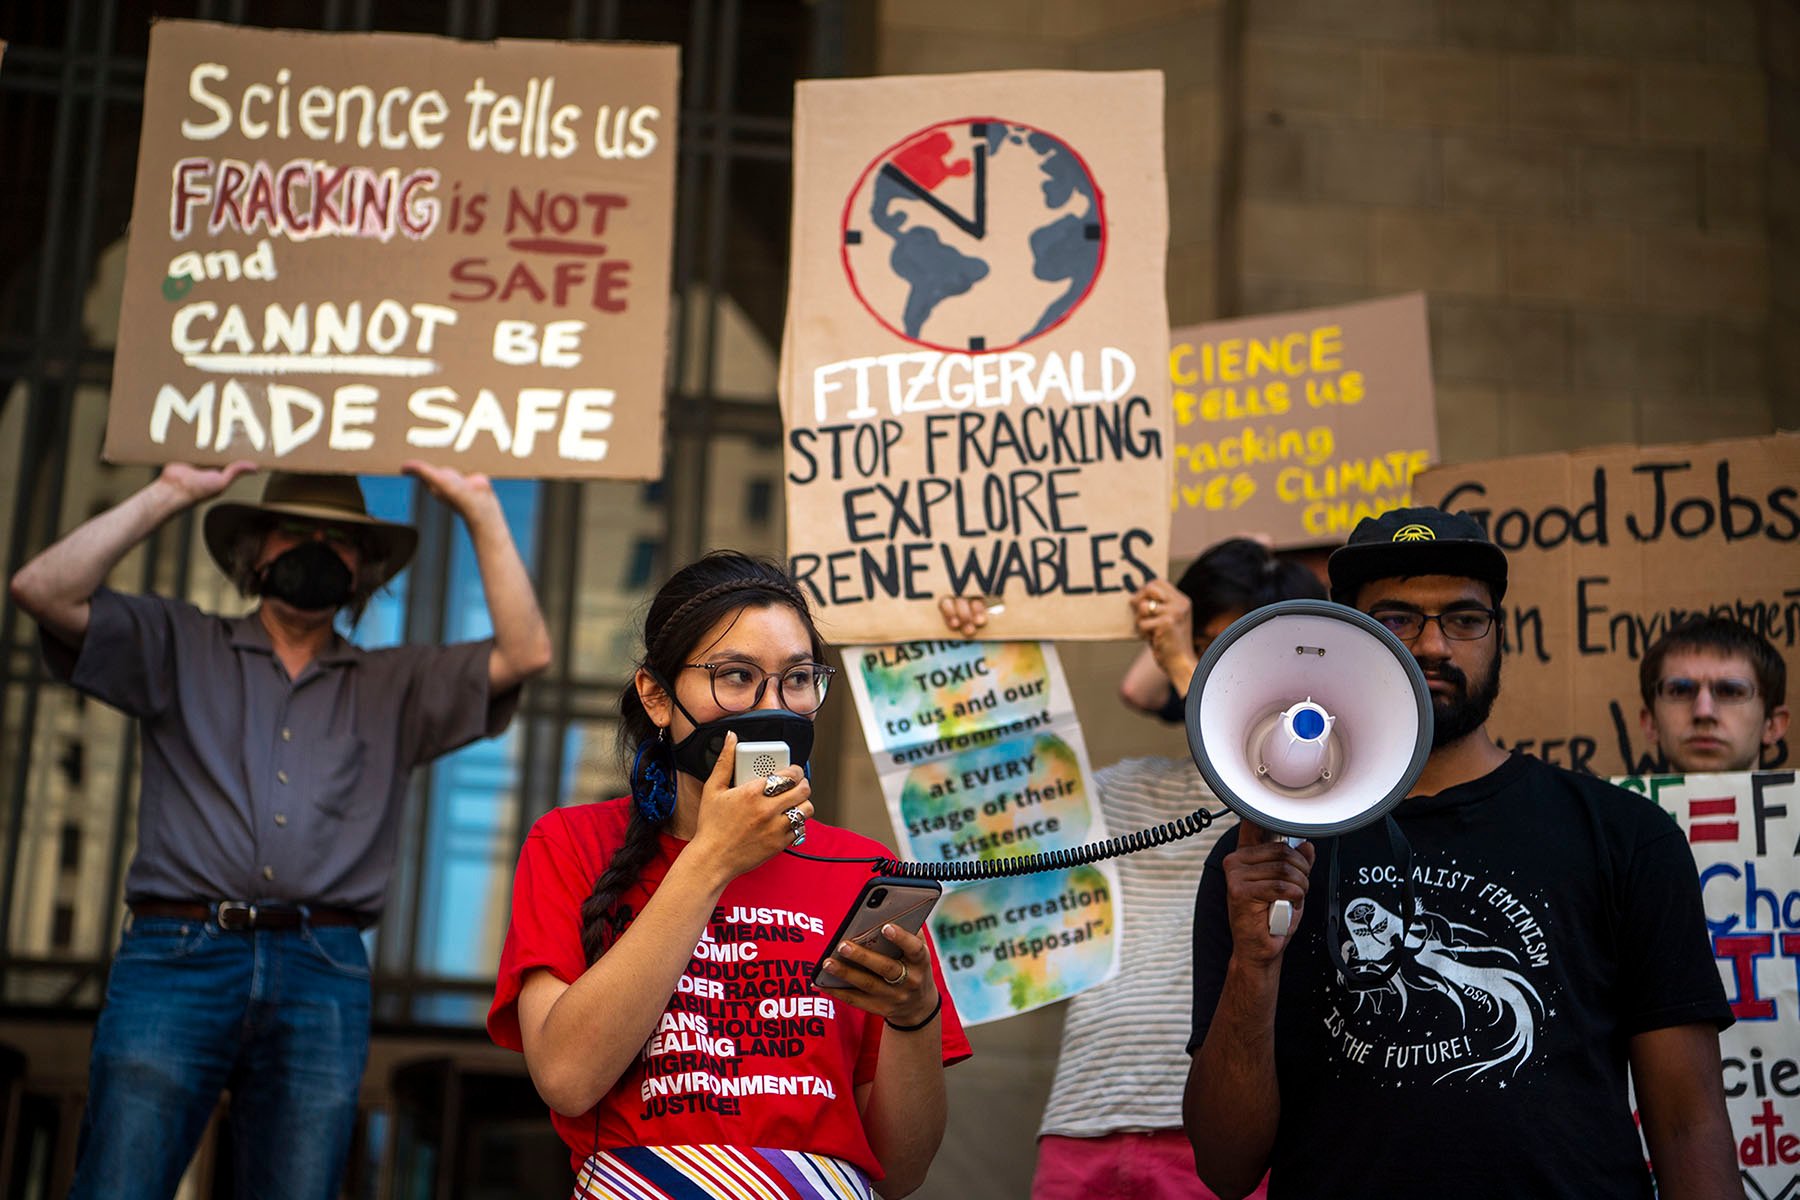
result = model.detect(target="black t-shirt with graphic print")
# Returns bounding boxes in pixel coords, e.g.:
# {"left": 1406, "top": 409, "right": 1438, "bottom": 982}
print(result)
{"left": 1189, "top": 752, "right": 1731, "bottom": 1200}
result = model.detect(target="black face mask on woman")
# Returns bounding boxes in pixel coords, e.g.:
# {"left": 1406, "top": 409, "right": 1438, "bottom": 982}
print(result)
{"left": 670, "top": 709, "right": 816, "bottom": 782}
{"left": 645, "top": 667, "right": 817, "bottom": 781}
{"left": 257, "top": 540, "right": 354, "bottom": 612}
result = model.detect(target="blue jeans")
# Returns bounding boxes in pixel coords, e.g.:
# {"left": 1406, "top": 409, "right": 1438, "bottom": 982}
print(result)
{"left": 68, "top": 915, "right": 372, "bottom": 1200}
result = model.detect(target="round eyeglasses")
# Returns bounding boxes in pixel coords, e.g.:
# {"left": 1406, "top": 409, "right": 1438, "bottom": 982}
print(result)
{"left": 1653, "top": 676, "right": 1758, "bottom": 706}
{"left": 683, "top": 660, "right": 836, "bottom": 715}
{"left": 1370, "top": 608, "right": 1498, "bottom": 642}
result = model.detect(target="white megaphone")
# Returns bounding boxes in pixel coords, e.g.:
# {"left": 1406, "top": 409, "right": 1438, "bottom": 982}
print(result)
{"left": 1184, "top": 600, "right": 1432, "bottom": 935}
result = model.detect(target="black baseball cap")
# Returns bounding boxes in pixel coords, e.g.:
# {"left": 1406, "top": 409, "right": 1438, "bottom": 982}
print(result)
{"left": 1326, "top": 506, "right": 1508, "bottom": 606}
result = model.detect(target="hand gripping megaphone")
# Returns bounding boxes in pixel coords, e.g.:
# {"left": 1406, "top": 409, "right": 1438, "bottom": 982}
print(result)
{"left": 1184, "top": 600, "right": 1433, "bottom": 935}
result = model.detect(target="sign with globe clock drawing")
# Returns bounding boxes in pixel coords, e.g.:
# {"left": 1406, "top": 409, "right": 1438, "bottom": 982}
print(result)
{"left": 783, "top": 72, "right": 1170, "bottom": 643}
{"left": 839, "top": 118, "right": 1106, "bottom": 354}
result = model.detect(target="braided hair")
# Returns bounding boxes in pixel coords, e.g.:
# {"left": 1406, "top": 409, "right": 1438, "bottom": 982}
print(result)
{"left": 579, "top": 551, "right": 828, "bottom": 964}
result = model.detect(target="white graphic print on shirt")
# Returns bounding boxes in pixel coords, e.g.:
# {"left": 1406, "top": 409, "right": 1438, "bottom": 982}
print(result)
{"left": 639, "top": 904, "right": 844, "bottom": 1121}
{"left": 1322, "top": 860, "right": 1553, "bottom": 1086}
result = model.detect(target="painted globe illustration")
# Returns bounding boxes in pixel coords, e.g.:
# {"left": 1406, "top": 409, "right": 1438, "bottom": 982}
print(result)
{"left": 840, "top": 117, "right": 1107, "bottom": 354}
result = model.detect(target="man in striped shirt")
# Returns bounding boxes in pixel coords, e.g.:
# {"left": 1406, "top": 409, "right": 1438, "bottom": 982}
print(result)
{"left": 943, "top": 538, "right": 1322, "bottom": 1199}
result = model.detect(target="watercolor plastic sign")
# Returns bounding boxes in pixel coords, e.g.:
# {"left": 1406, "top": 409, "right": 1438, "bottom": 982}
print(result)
{"left": 1615, "top": 770, "right": 1800, "bottom": 1196}
{"left": 845, "top": 638, "right": 1120, "bottom": 1024}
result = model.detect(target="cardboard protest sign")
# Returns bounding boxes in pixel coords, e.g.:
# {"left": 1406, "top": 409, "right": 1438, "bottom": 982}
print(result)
{"left": 1169, "top": 293, "right": 1436, "bottom": 555}
{"left": 782, "top": 71, "right": 1171, "bottom": 643}
{"left": 1415, "top": 434, "right": 1799, "bottom": 778}
{"left": 1616, "top": 771, "right": 1800, "bottom": 1193}
{"left": 107, "top": 20, "right": 677, "bottom": 478}
{"left": 843, "top": 639, "right": 1120, "bottom": 1025}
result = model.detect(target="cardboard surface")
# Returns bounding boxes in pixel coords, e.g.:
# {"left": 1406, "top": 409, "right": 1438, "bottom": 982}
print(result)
{"left": 107, "top": 20, "right": 678, "bottom": 478}
{"left": 1415, "top": 434, "right": 1800, "bottom": 777}
{"left": 781, "top": 71, "right": 1172, "bottom": 644}
{"left": 1169, "top": 293, "right": 1437, "bottom": 554}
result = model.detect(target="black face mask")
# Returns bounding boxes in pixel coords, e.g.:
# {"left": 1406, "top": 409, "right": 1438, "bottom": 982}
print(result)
{"left": 257, "top": 540, "right": 353, "bottom": 612}
{"left": 646, "top": 666, "right": 817, "bottom": 780}
{"left": 670, "top": 708, "right": 816, "bottom": 782}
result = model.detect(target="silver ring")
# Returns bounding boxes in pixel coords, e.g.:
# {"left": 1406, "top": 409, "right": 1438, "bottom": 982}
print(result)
{"left": 884, "top": 962, "right": 908, "bottom": 986}
{"left": 784, "top": 807, "right": 806, "bottom": 846}
{"left": 1146, "top": 599, "right": 1159, "bottom": 615}
{"left": 764, "top": 774, "right": 797, "bottom": 797}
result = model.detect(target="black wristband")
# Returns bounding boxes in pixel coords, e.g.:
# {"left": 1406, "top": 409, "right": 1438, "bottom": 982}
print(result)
{"left": 885, "top": 995, "right": 942, "bottom": 1033}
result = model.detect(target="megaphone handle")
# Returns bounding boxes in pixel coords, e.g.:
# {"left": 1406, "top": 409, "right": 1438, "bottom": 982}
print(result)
{"left": 1267, "top": 837, "right": 1303, "bottom": 937}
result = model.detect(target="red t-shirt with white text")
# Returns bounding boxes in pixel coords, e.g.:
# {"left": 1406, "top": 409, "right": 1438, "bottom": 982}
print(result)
{"left": 488, "top": 798, "right": 972, "bottom": 1177}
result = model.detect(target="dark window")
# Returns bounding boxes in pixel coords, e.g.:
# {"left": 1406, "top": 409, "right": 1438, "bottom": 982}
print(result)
{"left": 56, "top": 740, "right": 84, "bottom": 788}
{"left": 624, "top": 538, "right": 661, "bottom": 588}
{"left": 746, "top": 479, "right": 773, "bottom": 524}
{"left": 58, "top": 823, "right": 81, "bottom": 873}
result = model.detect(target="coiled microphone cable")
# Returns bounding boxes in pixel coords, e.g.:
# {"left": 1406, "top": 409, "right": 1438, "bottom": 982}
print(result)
{"left": 786, "top": 805, "right": 1223, "bottom": 879}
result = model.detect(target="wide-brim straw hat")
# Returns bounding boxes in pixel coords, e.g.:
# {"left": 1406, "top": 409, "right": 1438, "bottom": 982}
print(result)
{"left": 202, "top": 472, "right": 418, "bottom": 588}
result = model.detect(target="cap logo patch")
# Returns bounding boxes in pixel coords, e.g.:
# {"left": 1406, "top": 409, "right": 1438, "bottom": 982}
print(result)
{"left": 1392, "top": 524, "right": 1436, "bottom": 542}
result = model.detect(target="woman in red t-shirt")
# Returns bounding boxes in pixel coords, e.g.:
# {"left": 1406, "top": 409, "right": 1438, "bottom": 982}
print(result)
{"left": 490, "top": 552, "right": 970, "bottom": 1199}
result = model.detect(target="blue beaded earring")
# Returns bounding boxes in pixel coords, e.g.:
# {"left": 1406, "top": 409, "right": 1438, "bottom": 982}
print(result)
{"left": 632, "top": 727, "right": 677, "bottom": 823}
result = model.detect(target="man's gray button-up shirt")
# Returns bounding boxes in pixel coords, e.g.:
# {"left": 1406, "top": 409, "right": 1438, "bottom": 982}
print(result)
{"left": 46, "top": 588, "right": 520, "bottom": 916}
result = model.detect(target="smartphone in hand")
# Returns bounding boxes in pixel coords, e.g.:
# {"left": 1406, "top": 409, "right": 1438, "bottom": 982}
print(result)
{"left": 814, "top": 876, "right": 942, "bottom": 989}
{"left": 733, "top": 740, "right": 791, "bottom": 788}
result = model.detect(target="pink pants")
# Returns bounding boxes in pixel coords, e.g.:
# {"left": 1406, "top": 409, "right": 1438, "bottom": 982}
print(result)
{"left": 1031, "top": 1132, "right": 1269, "bottom": 1200}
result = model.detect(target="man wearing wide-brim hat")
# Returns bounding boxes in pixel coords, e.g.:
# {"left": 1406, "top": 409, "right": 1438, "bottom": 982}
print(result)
{"left": 9, "top": 458, "right": 552, "bottom": 1200}
{"left": 201, "top": 469, "right": 420, "bottom": 620}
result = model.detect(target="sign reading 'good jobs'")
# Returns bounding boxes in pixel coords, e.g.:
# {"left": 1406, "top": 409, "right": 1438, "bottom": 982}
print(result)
{"left": 1416, "top": 434, "right": 1799, "bottom": 778}
{"left": 107, "top": 20, "right": 678, "bottom": 478}
{"left": 781, "top": 71, "right": 1173, "bottom": 643}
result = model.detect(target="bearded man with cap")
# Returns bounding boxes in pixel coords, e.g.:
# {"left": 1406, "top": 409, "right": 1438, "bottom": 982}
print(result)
{"left": 1181, "top": 507, "right": 1736, "bottom": 1200}
{"left": 9, "top": 459, "right": 552, "bottom": 1200}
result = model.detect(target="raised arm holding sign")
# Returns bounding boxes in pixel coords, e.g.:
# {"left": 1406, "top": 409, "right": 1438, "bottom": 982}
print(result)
{"left": 9, "top": 460, "right": 549, "bottom": 1197}
{"left": 940, "top": 541, "right": 1322, "bottom": 1200}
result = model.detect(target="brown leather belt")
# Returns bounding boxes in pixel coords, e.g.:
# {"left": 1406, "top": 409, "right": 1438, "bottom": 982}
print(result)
{"left": 128, "top": 900, "right": 371, "bottom": 930}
